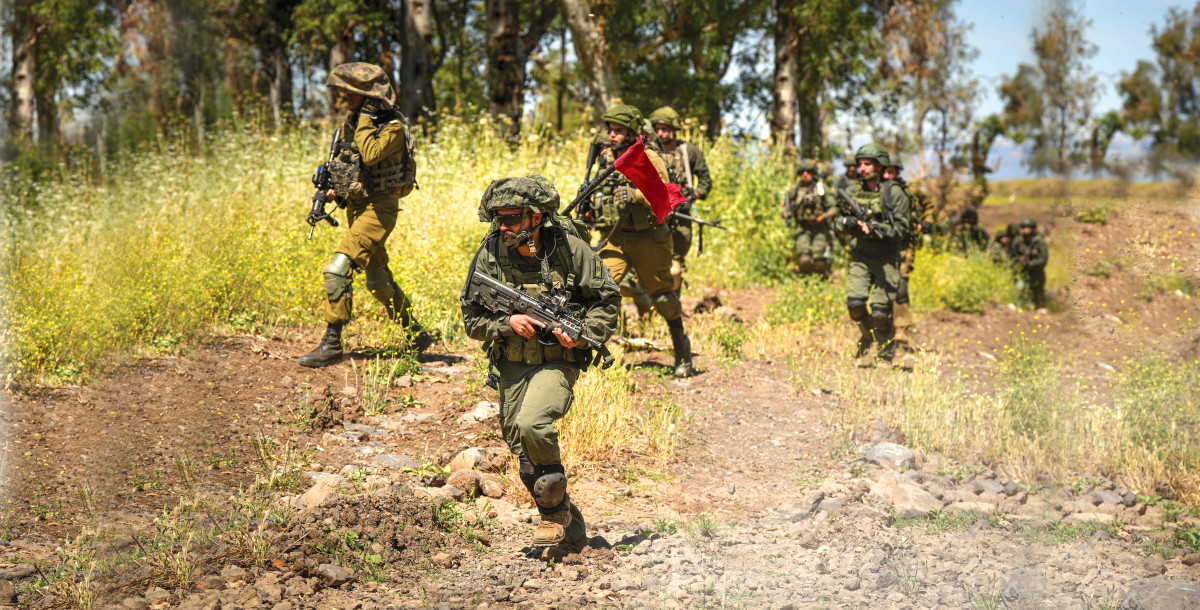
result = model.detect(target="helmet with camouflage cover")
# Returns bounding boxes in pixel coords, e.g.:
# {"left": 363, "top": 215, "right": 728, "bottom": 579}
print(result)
{"left": 796, "top": 158, "right": 819, "bottom": 177}
{"left": 649, "top": 106, "right": 682, "bottom": 131}
{"left": 327, "top": 62, "right": 396, "bottom": 106}
{"left": 602, "top": 104, "right": 643, "bottom": 133}
{"left": 477, "top": 174, "right": 560, "bottom": 222}
{"left": 855, "top": 142, "right": 891, "bottom": 167}
{"left": 1020, "top": 217, "right": 1037, "bottom": 229}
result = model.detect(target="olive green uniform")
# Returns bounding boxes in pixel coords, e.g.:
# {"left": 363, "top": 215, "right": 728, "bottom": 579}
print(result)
{"left": 462, "top": 225, "right": 620, "bottom": 544}
{"left": 783, "top": 178, "right": 836, "bottom": 273}
{"left": 658, "top": 141, "right": 712, "bottom": 262}
{"left": 1011, "top": 233, "right": 1049, "bottom": 308}
{"left": 320, "top": 107, "right": 418, "bottom": 326}
{"left": 950, "top": 225, "right": 990, "bottom": 253}
{"left": 838, "top": 180, "right": 911, "bottom": 361}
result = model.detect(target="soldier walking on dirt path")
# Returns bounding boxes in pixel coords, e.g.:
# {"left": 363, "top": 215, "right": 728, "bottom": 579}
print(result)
{"left": 834, "top": 143, "right": 911, "bottom": 367}
{"left": 1011, "top": 218, "right": 1049, "bottom": 310}
{"left": 588, "top": 104, "right": 696, "bottom": 377}
{"left": 300, "top": 63, "right": 430, "bottom": 368}
{"left": 461, "top": 175, "right": 620, "bottom": 559}
{"left": 782, "top": 159, "right": 837, "bottom": 277}
{"left": 650, "top": 106, "right": 712, "bottom": 296}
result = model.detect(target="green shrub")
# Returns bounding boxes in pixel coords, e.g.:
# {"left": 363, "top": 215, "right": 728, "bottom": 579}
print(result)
{"left": 1074, "top": 200, "right": 1116, "bottom": 225}
{"left": 911, "top": 249, "right": 1018, "bottom": 313}
{"left": 764, "top": 275, "right": 842, "bottom": 329}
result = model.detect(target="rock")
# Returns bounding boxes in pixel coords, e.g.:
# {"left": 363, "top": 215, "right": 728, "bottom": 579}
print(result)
{"left": 447, "top": 448, "right": 490, "bottom": 472}
{"left": 1062, "top": 499, "right": 1097, "bottom": 514}
{"left": 1003, "top": 481, "right": 1018, "bottom": 496}
{"left": 397, "top": 375, "right": 414, "bottom": 388}
{"left": 1182, "top": 554, "right": 1200, "bottom": 566}
{"left": 817, "top": 497, "right": 843, "bottom": 512}
{"left": 195, "top": 574, "right": 224, "bottom": 591}
{"left": 479, "top": 473, "right": 508, "bottom": 498}
{"left": 297, "top": 480, "right": 337, "bottom": 511}
{"left": 868, "top": 472, "right": 942, "bottom": 519}
{"left": 458, "top": 401, "right": 500, "bottom": 427}
{"left": 1064, "top": 512, "right": 1116, "bottom": 525}
{"left": 220, "top": 565, "right": 247, "bottom": 582}
{"left": 414, "top": 486, "right": 466, "bottom": 502}
{"left": 1120, "top": 579, "right": 1200, "bottom": 609}
{"left": 343, "top": 422, "right": 387, "bottom": 437}
{"left": 316, "top": 564, "right": 355, "bottom": 587}
{"left": 256, "top": 582, "right": 283, "bottom": 602}
{"left": 339, "top": 386, "right": 357, "bottom": 397}
{"left": 864, "top": 442, "right": 916, "bottom": 471}
{"left": 1001, "top": 568, "right": 1046, "bottom": 607}
{"left": 1088, "top": 489, "right": 1124, "bottom": 506}
{"left": 863, "top": 420, "right": 899, "bottom": 443}
{"left": 944, "top": 501, "right": 998, "bottom": 515}
{"left": 121, "top": 597, "right": 148, "bottom": 610}
{"left": 1141, "top": 556, "right": 1167, "bottom": 576}
{"left": 371, "top": 453, "right": 421, "bottom": 470}
{"left": 0, "top": 581, "right": 14, "bottom": 605}
{"left": 0, "top": 566, "right": 34, "bottom": 581}
{"left": 969, "top": 478, "right": 1005, "bottom": 496}
{"left": 446, "top": 470, "right": 482, "bottom": 496}
{"left": 144, "top": 587, "right": 171, "bottom": 605}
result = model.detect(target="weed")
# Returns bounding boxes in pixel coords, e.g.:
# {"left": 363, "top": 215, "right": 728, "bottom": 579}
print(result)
{"left": 893, "top": 510, "right": 981, "bottom": 533}
{"left": 911, "top": 249, "right": 1018, "bottom": 313}
{"left": 765, "top": 275, "right": 842, "bottom": 329}
{"left": 1174, "top": 525, "right": 1200, "bottom": 551}
{"left": 649, "top": 516, "right": 679, "bottom": 535}
{"left": 1075, "top": 200, "right": 1116, "bottom": 225}
{"left": 250, "top": 434, "right": 309, "bottom": 492}
{"left": 43, "top": 535, "right": 99, "bottom": 610}
{"left": 965, "top": 575, "right": 1004, "bottom": 610}
{"left": 684, "top": 513, "right": 723, "bottom": 539}
{"left": 791, "top": 464, "right": 823, "bottom": 487}
{"left": 706, "top": 316, "right": 749, "bottom": 363}
{"left": 940, "top": 463, "right": 988, "bottom": 484}
{"left": 1083, "top": 258, "right": 1120, "bottom": 278}
{"left": 430, "top": 498, "right": 490, "bottom": 546}
{"left": 1086, "top": 586, "right": 1121, "bottom": 610}
{"left": 355, "top": 354, "right": 420, "bottom": 416}
{"left": 1136, "top": 270, "right": 1194, "bottom": 301}
{"left": 1143, "top": 539, "right": 1176, "bottom": 559}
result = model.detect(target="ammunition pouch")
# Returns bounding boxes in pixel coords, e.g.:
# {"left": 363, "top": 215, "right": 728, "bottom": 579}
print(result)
{"left": 327, "top": 156, "right": 364, "bottom": 202}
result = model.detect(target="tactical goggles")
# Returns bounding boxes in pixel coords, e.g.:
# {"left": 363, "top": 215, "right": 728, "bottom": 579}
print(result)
{"left": 494, "top": 212, "right": 526, "bottom": 227}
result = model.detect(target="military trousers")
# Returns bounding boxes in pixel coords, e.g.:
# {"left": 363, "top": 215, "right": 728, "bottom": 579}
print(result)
{"left": 497, "top": 358, "right": 586, "bottom": 541}
{"left": 320, "top": 198, "right": 415, "bottom": 326}
{"left": 598, "top": 223, "right": 683, "bottom": 320}
{"left": 847, "top": 248, "right": 901, "bottom": 360}
{"left": 793, "top": 224, "right": 832, "bottom": 261}
{"left": 672, "top": 218, "right": 692, "bottom": 262}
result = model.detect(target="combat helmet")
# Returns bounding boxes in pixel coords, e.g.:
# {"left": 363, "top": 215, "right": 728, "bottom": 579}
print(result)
{"left": 961, "top": 208, "right": 978, "bottom": 222}
{"left": 477, "top": 175, "right": 561, "bottom": 222}
{"left": 327, "top": 63, "right": 396, "bottom": 106}
{"left": 602, "top": 104, "right": 643, "bottom": 133}
{"left": 1020, "top": 218, "right": 1037, "bottom": 229}
{"left": 797, "top": 158, "right": 819, "bottom": 177}
{"left": 649, "top": 106, "right": 682, "bottom": 131}
{"left": 855, "top": 142, "right": 891, "bottom": 168}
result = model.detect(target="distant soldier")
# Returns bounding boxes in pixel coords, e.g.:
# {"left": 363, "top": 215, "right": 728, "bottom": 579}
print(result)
{"left": 1011, "top": 218, "right": 1048, "bottom": 309}
{"left": 300, "top": 63, "right": 427, "bottom": 368}
{"left": 835, "top": 154, "right": 858, "bottom": 192}
{"left": 834, "top": 143, "right": 911, "bottom": 366}
{"left": 949, "top": 208, "right": 989, "bottom": 253}
{"left": 782, "top": 158, "right": 837, "bottom": 276}
{"left": 988, "top": 222, "right": 1018, "bottom": 263}
{"left": 881, "top": 160, "right": 928, "bottom": 353}
{"left": 589, "top": 104, "right": 695, "bottom": 377}
{"left": 650, "top": 106, "right": 712, "bottom": 293}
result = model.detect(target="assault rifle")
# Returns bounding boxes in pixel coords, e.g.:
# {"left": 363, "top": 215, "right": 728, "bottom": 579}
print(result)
{"left": 464, "top": 269, "right": 602, "bottom": 349}
{"left": 306, "top": 127, "right": 344, "bottom": 240}
{"left": 671, "top": 209, "right": 729, "bottom": 255}
{"left": 566, "top": 165, "right": 619, "bottom": 221}
{"left": 834, "top": 188, "right": 894, "bottom": 240}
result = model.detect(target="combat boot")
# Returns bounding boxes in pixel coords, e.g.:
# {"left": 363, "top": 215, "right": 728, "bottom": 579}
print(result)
{"left": 893, "top": 302, "right": 913, "bottom": 346}
{"left": 533, "top": 511, "right": 572, "bottom": 545}
{"left": 541, "top": 534, "right": 588, "bottom": 561}
{"left": 406, "top": 322, "right": 435, "bottom": 353}
{"left": 299, "top": 323, "right": 343, "bottom": 368}
{"left": 668, "top": 322, "right": 695, "bottom": 378}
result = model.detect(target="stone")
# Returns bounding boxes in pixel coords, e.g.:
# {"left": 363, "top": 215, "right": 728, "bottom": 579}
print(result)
{"left": 414, "top": 486, "right": 466, "bottom": 502}
{"left": 121, "top": 597, "right": 149, "bottom": 610}
{"left": 868, "top": 472, "right": 942, "bottom": 519}
{"left": 458, "top": 401, "right": 501, "bottom": 427}
{"left": 817, "top": 497, "right": 843, "bottom": 512}
{"left": 297, "top": 480, "right": 337, "bottom": 512}
{"left": 1182, "top": 554, "right": 1200, "bottom": 566}
{"left": 256, "top": 582, "right": 283, "bottom": 602}
{"left": 1003, "top": 481, "right": 1018, "bottom": 496}
{"left": 343, "top": 422, "right": 387, "bottom": 437}
{"left": 944, "top": 501, "right": 998, "bottom": 515}
{"left": 1120, "top": 579, "right": 1200, "bottom": 610}
{"left": 1064, "top": 512, "right": 1116, "bottom": 525}
{"left": 479, "top": 473, "right": 508, "bottom": 498}
{"left": 447, "top": 448, "right": 490, "bottom": 472}
{"left": 970, "top": 478, "right": 1005, "bottom": 496}
{"left": 446, "top": 470, "right": 482, "bottom": 497}
{"left": 220, "top": 565, "right": 247, "bottom": 582}
{"left": 1141, "top": 556, "right": 1167, "bottom": 576}
{"left": 144, "top": 587, "right": 171, "bottom": 605}
{"left": 194, "top": 574, "right": 224, "bottom": 591}
{"left": 863, "top": 420, "right": 899, "bottom": 443}
{"left": 0, "top": 581, "right": 14, "bottom": 605}
{"left": 371, "top": 454, "right": 421, "bottom": 470}
{"left": 1123, "top": 492, "right": 1138, "bottom": 506}
{"left": 397, "top": 375, "right": 414, "bottom": 388}
{"left": 0, "top": 567, "right": 34, "bottom": 581}
{"left": 316, "top": 564, "right": 354, "bottom": 587}
{"left": 864, "top": 442, "right": 915, "bottom": 471}
{"left": 1089, "top": 489, "right": 1124, "bottom": 506}
{"left": 1062, "top": 499, "right": 1097, "bottom": 514}
{"left": 1001, "top": 568, "right": 1046, "bottom": 607}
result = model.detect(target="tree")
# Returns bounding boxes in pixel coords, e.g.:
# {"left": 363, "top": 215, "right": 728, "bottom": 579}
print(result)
{"left": 484, "top": 0, "right": 556, "bottom": 139}
{"left": 560, "top": 0, "right": 617, "bottom": 121}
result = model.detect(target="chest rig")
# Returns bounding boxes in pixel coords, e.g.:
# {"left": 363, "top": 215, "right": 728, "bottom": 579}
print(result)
{"left": 591, "top": 148, "right": 662, "bottom": 231}
{"left": 480, "top": 229, "right": 581, "bottom": 366}
{"left": 658, "top": 143, "right": 693, "bottom": 201}
{"left": 787, "top": 181, "right": 826, "bottom": 223}
{"left": 329, "top": 110, "right": 417, "bottom": 204}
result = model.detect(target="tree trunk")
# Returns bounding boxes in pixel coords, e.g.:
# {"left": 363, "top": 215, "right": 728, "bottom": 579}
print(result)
{"left": 267, "top": 46, "right": 293, "bottom": 130}
{"left": 34, "top": 82, "right": 59, "bottom": 147}
{"left": 561, "top": 0, "right": 615, "bottom": 122}
{"left": 485, "top": 0, "right": 523, "bottom": 139}
{"left": 771, "top": 0, "right": 799, "bottom": 154}
{"left": 328, "top": 31, "right": 355, "bottom": 114}
{"left": 9, "top": 2, "right": 37, "bottom": 147}
{"left": 193, "top": 80, "right": 206, "bottom": 153}
{"left": 796, "top": 70, "right": 822, "bottom": 159}
{"left": 398, "top": 0, "right": 436, "bottom": 120}
{"left": 225, "top": 38, "right": 243, "bottom": 109}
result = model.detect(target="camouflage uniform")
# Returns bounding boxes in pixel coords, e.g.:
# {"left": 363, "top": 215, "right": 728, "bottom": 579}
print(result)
{"left": 591, "top": 104, "right": 695, "bottom": 377}
{"left": 782, "top": 159, "right": 836, "bottom": 275}
{"left": 462, "top": 175, "right": 620, "bottom": 551}
{"left": 835, "top": 144, "right": 911, "bottom": 364}
{"left": 300, "top": 63, "right": 425, "bottom": 368}
{"left": 1011, "top": 218, "right": 1049, "bottom": 309}
{"left": 949, "top": 208, "right": 989, "bottom": 252}
{"left": 649, "top": 107, "right": 712, "bottom": 288}
{"left": 988, "top": 223, "right": 1018, "bottom": 263}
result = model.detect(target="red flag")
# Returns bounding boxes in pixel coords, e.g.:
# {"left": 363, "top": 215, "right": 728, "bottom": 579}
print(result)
{"left": 614, "top": 136, "right": 688, "bottom": 223}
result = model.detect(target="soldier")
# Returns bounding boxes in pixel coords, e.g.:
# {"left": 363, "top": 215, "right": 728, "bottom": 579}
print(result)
{"left": 649, "top": 106, "right": 712, "bottom": 293}
{"left": 781, "top": 158, "right": 836, "bottom": 276}
{"left": 833, "top": 143, "right": 911, "bottom": 366}
{"left": 461, "top": 175, "right": 620, "bottom": 557}
{"left": 300, "top": 62, "right": 429, "bottom": 368}
{"left": 988, "top": 222, "right": 1018, "bottom": 264}
{"left": 835, "top": 155, "right": 859, "bottom": 192}
{"left": 881, "top": 160, "right": 928, "bottom": 354}
{"left": 590, "top": 104, "right": 695, "bottom": 377}
{"left": 949, "top": 208, "right": 990, "bottom": 252}
{"left": 1011, "top": 218, "right": 1048, "bottom": 309}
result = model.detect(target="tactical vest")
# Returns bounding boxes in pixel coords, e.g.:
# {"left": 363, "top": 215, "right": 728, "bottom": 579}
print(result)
{"left": 479, "top": 229, "right": 580, "bottom": 366}
{"left": 846, "top": 180, "right": 901, "bottom": 253}
{"left": 658, "top": 142, "right": 694, "bottom": 200}
{"left": 591, "top": 148, "right": 662, "bottom": 232}
{"left": 896, "top": 179, "right": 927, "bottom": 240}
{"left": 786, "top": 181, "right": 827, "bottom": 224}
{"left": 331, "top": 110, "right": 418, "bottom": 204}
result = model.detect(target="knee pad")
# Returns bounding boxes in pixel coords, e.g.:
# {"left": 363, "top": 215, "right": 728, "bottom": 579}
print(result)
{"left": 532, "top": 464, "right": 568, "bottom": 510}
{"left": 797, "top": 255, "right": 813, "bottom": 272}
{"left": 871, "top": 305, "right": 893, "bottom": 332}
{"left": 322, "top": 253, "right": 354, "bottom": 302}
{"left": 847, "top": 298, "right": 869, "bottom": 321}
{"left": 651, "top": 290, "right": 683, "bottom": 321}
{"left": 896, "top": 277, "right": 910, "bottom": 305}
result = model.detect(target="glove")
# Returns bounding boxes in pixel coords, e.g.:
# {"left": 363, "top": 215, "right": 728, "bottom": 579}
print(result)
{"left": 361, "top": 97, "right": 382, "bottom": 117}
{"left": 614, "top": 185, "right": 637, "bottom": 205}
{"left": 919, "top": 221, "right": 933, "bottom": 235}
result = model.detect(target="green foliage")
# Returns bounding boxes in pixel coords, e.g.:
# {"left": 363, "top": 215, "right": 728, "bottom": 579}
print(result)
{"left": 764, "top": 275, "right": 842, "bottom": 329}
{"left": 1117, "top": 354, "right": 1200, "bottom": 473}
{"left": 996, "top": 338, "right": 1059, "bottom": 438}
{"left": 1074, "top": 200, "right": 1115, "bottom": 225}
{"left": 911, "top": 249, "right": 1018, "bottom": 313}
{"left": 1136, "top": 271, "right": 1195, "bottom": 301}
{"left": 707, "top": 317, "right": 748, "bottom": 363}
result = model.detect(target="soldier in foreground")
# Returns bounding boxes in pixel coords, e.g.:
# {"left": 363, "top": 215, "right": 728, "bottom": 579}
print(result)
{"left": 834, "top": 144, "right": 911, "bottom": 367}
{"left": 461, "top": 175, "right": 620, "bottom": 557}
{"left": 589, "top": 104, "right": 696, "bottom": 377}
{"left": 781, "top": 158, "right": 836, "bottom": 276}
{"left": 650, "top": 106, "right": 712, "bottom": 293}
{"left": 1011, "top": 218, "right": 1049, "bottom": 309}
{"left": 300, "top": 63, "right": 428, "bottom": 368}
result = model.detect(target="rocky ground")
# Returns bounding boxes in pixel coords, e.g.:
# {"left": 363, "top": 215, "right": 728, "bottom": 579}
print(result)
{"left": 3, "top": 196, "right": 1200, "bottom": 608}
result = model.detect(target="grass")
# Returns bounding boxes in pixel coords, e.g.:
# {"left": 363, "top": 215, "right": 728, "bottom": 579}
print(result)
{"left": 910, "top": 249, "right": 1018, "bottom": 313}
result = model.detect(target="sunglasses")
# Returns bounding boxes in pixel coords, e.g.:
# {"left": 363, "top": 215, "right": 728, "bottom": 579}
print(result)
{"left": 495, "top": 213, "right": 525, "bottom": 227}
